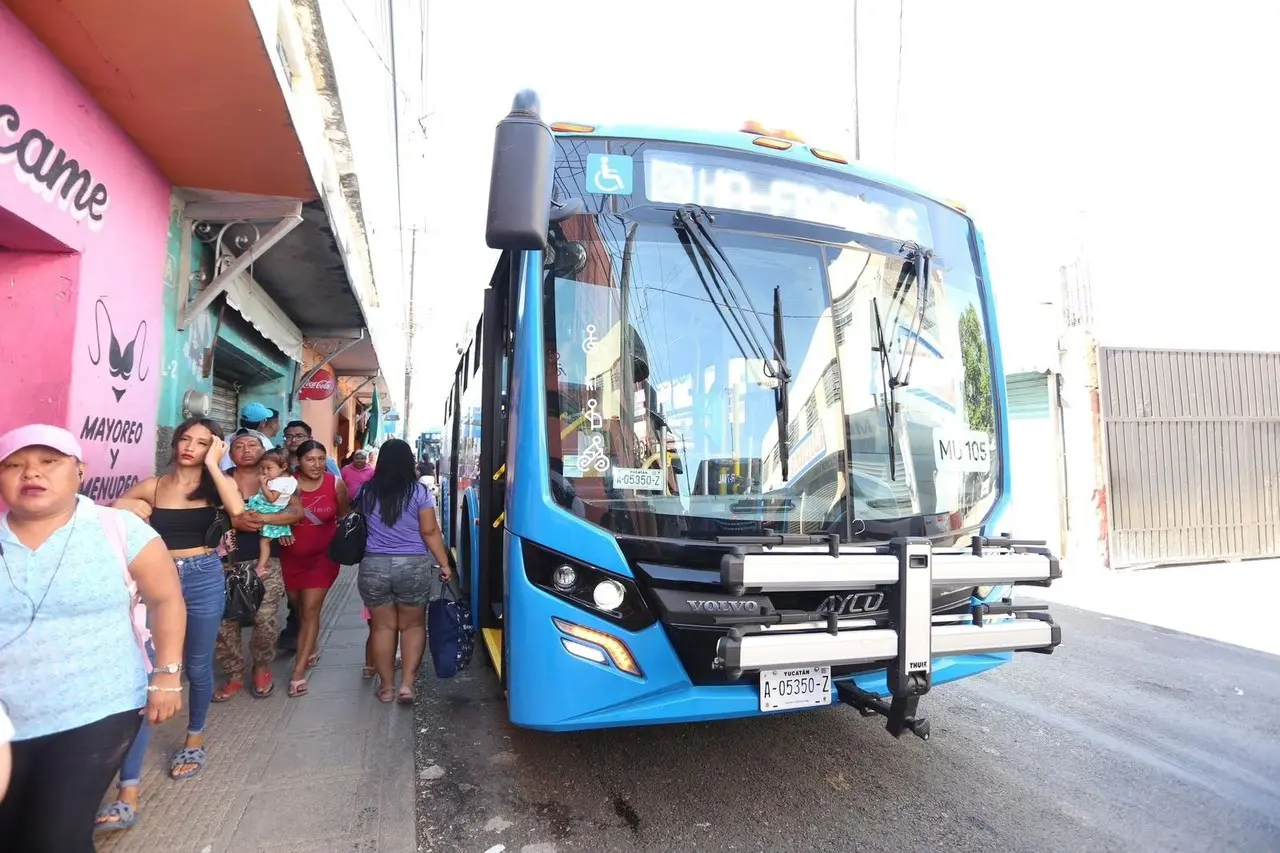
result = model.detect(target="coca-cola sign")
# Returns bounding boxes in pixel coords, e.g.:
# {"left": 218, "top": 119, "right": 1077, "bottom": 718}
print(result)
{"left": 299, "top": 368, "right": 336, "bottom": 401}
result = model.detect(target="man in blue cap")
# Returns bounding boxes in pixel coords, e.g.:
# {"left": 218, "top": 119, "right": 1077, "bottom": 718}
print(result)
{"left": 220, "top": 402, "right": 278, "bottom": 471}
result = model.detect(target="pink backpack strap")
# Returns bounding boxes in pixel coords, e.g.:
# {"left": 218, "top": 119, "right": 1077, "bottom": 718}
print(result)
{"left": 97, "top": 506, "right": 153, "bottom": 675}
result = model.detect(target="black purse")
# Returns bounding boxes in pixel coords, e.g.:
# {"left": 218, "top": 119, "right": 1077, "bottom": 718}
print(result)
{"left": 203, "top": 508, "right": 232, "bottom": 552}
{"left": 223, "top": 562, "right": 265, "bottom": 626}
{"left": 328, "top": 510, "right": 367, "bottom": 566}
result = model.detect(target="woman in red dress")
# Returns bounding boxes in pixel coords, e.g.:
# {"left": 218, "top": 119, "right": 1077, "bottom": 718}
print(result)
{"left": 280, "top": 439, "right": 349, "bottom": 697}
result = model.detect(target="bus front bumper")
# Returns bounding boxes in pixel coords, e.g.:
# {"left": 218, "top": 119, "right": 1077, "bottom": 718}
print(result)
{"left": 711, "top": 535, "right": 1061, "bottom": 740}
{"left": 507, "top": 535, "right": 1061, "bottom": 739}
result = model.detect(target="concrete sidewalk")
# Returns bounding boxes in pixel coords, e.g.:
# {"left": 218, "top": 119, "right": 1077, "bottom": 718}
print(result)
{"left": 1026, "top": 557, "right": 1280, "bottom": 657}
{"left": 99, "top": 566, "right": 417, "bottom": 853}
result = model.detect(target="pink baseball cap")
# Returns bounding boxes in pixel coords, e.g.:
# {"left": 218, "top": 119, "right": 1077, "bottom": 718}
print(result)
{"left": 0, "top": 424, "right": 84, "bottom": 465}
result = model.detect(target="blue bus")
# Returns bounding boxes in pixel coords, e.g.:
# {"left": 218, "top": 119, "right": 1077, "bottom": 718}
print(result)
{"left": 416, "top": 427, "right": 443, "bottom": 467}
{"left": 439, "top": 91, "right": 1061, "bottom": 739}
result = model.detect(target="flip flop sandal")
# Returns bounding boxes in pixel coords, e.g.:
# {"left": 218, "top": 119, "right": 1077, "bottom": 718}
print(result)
{"left": 362, "top": 666, "right": 376, "bottom": 680}
{"left": 170, "top": 747, "right": 206, "bottom": 781}
{"left": 397, "top": 685, "right": 415, "bottom": 705}
{"left": 306, "top": 651, "right": 321, "bottom": 668}
{"left": 288, "top": 678, "right": 309, "bottom": 697}
{"left": 251, "top": 670, "right": 275, "bottom": 698}
{"left": 95, "top": 801, "right": 139, "bottom": 833}
{"left": 212, "top": 679, "right": 242, "bottom": 702}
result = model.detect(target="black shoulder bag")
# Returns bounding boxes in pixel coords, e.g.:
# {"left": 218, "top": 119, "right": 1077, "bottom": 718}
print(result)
{"left": 328, "top": 489, "right": 368, "bottom": 566}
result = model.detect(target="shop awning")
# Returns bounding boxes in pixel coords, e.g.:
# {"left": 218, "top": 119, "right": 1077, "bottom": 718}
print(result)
{"left": 222, "top": 268, "right": 305, "bottom": 364}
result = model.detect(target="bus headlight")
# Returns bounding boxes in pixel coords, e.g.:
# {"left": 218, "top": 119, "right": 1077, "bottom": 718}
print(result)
{"left": 592, "top": 579, "right": 626, "bottom": 611}
{"left": 552, "top": 564, "right": 578, "bottom": 591}
{"left": 520, "top": 539, "right": 655, "bottom": 631}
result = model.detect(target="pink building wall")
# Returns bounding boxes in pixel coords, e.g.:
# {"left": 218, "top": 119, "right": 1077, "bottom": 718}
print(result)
{"left": 0, "top": 5, "right": 171, "bottom": 502}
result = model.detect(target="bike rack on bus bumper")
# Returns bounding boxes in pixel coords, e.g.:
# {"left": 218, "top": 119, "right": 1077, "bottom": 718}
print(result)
{"left": 714, "top": 536, "right": 1062, "bottom": 741}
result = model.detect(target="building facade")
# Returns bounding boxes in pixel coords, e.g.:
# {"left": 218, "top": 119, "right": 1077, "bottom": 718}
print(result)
{"left": 0, "top": 0, "right": 418, "bottom": 500}
{"left": 0, "top": 4, "right": 171, "bottom": 499}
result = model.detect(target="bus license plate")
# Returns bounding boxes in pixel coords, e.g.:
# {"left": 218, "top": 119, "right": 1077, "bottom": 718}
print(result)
{"left": 759, "top": 666, "right": 832, "bottom": 712}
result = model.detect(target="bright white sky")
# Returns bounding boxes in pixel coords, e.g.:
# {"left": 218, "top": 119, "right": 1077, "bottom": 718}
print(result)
{"left": 411, "top": 0, "right": 1279, "bottom": 433}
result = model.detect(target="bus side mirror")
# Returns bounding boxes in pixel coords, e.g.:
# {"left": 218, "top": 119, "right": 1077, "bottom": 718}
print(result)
{"left": 485, "top": 89, "right": 554, "bottom": 251}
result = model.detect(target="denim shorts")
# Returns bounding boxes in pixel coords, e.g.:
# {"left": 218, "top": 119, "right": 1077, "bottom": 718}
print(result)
{"left": 357, "top": 555, "right": 435, "bottom": 608}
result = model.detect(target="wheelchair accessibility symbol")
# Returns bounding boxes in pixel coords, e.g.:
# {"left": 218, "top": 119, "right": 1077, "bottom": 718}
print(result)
{"left": 586, "top": 153, "right": 634, "bottom": 195}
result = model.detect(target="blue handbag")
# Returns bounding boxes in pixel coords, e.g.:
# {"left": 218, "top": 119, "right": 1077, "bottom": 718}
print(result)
{"left": 427, "top": 579, "right": 474, "bottom": 679}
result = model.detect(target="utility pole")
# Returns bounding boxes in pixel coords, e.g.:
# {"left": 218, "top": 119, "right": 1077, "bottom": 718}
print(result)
{"left": 852, "top": 0, "right": 861, "bottom": 160}
{"left": 403, "top": 225, "right": 417, "bottom": 438}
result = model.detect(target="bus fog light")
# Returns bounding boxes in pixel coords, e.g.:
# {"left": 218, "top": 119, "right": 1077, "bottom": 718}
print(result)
{"left": 552, "top": 564, "right": 578, "bottom": 590}
{"left": 592, "top": 579, "right": 626, "bottom": 610}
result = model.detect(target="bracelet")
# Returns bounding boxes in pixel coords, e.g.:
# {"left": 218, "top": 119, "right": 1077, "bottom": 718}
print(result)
{"left": 146, "top": 685, "right": 183, "bottom": 693}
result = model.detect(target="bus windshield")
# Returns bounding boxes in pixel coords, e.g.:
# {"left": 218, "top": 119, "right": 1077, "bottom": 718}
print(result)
{"left": 542, "top": 144, "right": 998, "bottom": 545}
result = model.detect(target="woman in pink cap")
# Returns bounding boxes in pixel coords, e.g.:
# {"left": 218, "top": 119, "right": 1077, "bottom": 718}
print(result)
{"left": 0, "top": 424, "right": 187, "bottom": 851}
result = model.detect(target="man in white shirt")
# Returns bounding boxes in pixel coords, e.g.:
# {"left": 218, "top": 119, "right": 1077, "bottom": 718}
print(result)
{"left": 220, "top": 402, "right": 275, "bottom": 471}
{"left": 417, "top": 459, "right": 439, "bottom": 506}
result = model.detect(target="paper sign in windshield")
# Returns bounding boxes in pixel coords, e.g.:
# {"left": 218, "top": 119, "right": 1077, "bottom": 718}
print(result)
{"left": 611, "top": 466, "right": 665, "bottom": 492}
{"left": 933, "top": 428, "right": 991, "bottom": 473}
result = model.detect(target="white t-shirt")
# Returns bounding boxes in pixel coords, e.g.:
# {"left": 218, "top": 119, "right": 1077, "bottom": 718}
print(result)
{"left": 264, "top": 476, "right": 298, "bottom": 507}
{"left": 220, "top": 429, "right": 272, "bottom": 471}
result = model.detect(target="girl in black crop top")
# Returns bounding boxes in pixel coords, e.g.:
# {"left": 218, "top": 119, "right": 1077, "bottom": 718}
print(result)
{"left": 100, "top": 417, "right": 248, "bottom": 821}
{"left": 114, "top": 419, "right": 247, "bottom": 556}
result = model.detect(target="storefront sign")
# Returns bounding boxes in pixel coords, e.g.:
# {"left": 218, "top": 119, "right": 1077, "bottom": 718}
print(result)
{"left": 299, "top": 368, "right": 336, "bottom": 400}
{"left": 0, "top": 102, "right": 111, "bottom": 229}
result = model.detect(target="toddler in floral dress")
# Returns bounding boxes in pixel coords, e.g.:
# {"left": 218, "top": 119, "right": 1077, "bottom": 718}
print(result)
{"left": 244, "top": 449, "right": 296, "bottom": 576}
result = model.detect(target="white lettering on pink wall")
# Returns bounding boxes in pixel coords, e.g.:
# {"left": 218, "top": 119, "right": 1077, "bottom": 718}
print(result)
{"left": 0, "top": 103, "right": 110, "bottom": 230}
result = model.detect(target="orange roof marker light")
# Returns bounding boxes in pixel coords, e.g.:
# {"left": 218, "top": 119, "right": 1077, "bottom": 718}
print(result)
{"left": 740, "top": 121, "right": 805, "bottom": 144}
{"left": 753, "top": 136, "right": 792, "bottom": 151}
{"left": 809, "top": 147, "right": 849, "bottom": 165}
{"left": 945, "top": 199, "right": 968, "bottom": 213}
{"left": 550, "top": 122, "right": 596, "bottom": 133}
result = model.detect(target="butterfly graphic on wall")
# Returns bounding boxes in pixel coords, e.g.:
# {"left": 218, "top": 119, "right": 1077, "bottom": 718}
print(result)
{"left": 87, "top": 298, "right": 149, "bottom": 402}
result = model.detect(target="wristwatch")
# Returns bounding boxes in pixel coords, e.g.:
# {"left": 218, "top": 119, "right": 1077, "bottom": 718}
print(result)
{"left": 153, "top": 663, "right": 184, "bottom": 675}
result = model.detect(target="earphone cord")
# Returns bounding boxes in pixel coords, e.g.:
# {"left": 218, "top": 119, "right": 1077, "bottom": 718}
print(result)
{"left": 0, "top": 513, "right": 77, "bottom": 652}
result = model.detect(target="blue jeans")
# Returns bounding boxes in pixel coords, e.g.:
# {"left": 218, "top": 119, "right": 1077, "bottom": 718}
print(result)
{"left": 118, "top": 552, "right": 224, "bottom": 787}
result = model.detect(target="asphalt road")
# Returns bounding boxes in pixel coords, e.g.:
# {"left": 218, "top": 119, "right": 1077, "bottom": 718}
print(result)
{"left": 414, "top": 602, "right": 1280, "bottom": 853}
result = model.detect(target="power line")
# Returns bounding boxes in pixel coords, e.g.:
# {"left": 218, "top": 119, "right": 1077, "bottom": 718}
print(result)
{"left": 893, "top": 0, "right": 904, "bottom": 170}
{"left": 336, "top": 0, "right": 416, "bottom": 107}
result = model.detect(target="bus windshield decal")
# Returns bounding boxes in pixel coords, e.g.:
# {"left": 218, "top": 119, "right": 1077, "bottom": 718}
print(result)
{"left": 642, "top": 150, "right": 930, "bottom": 244}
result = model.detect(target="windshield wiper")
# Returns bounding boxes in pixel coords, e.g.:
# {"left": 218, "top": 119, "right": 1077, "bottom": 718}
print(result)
{"left": 871, "top": 242, "right": 935, "bottom": 482}
{"left": 772, "top": 285, "right": 791, "bottom": 481}
{"left": 891, "top": 241, "right": 935, "bottom": 389}
{"left": 871, "top": 296, "right": 900, "bottom": 481}
{"left": 672, "top": 205, "right": 795, "bottom": 480}
{"left": 673, "top": 206, "right": 787, "bottom": 372}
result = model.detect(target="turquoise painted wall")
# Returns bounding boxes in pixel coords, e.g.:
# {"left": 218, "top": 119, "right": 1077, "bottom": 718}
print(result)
{"left": 155, "top": 198, "right": 213, "bottom": 472}
{"left": 155, "top": 194, "right": 300, "bottom": 470}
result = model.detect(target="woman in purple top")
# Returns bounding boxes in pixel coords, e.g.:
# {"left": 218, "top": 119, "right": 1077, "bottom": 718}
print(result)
{"left": 354, "top": 439, "right": 453, "bottom": 703}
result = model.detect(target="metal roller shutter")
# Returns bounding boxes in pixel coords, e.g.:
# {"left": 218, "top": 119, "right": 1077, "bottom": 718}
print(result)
{"left": 210, "top": 377, "right": 239, "bottom": 435}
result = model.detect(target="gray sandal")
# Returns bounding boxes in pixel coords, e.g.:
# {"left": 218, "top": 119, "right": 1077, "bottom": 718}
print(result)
{"left": 171, "top": 746, "right": 206, "bottom": 780}
{"left": 94, "top": 801, "right": 139, "bottom": 833}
